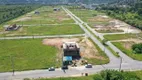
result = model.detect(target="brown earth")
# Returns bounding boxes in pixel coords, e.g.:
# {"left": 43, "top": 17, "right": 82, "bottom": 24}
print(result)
{"left": 112, "top": 39, "right": 142, "bottom": 49}
{"left": 42, "top": 38, "right": 105, "bottom": 60}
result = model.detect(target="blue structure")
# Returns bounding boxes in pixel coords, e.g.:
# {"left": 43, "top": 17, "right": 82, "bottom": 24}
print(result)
{"left": 63, "top": 56, "right": 72, "bottom": 61}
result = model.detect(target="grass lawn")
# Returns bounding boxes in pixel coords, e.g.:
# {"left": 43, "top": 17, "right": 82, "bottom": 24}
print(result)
{"left": 69, "top": 7, "right": 113, "bottom": 28}
{"left": 87, "top": 38, "right": 109, "bottom": 65}
{"left": 104, "top": 33, "right": 142, "bottom": 41}
{"left": 70, "top": 8, "right": 111, "bottom": 24}
{"left": 0, "top": 24, "right": 84, "bottom": 37}
{"left": 96, "top": 29, "right": 124, "bottom": 33}
{"left": 112, "top": 42, "right": 142, "bottom": 61}
{"left": 4, "top": 6, "right": 75, "bottom": 25}
{"left": 0, "top": 39, "right": 59, "bottom": 72}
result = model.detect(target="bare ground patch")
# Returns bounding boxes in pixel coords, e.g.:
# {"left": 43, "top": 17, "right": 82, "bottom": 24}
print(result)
{"left": 91, "top": 16, "right": 141, "bottom": 33}
{"left": 112, "top": 39, "right": 142, "bottom": 49}
{"left": 42, "top": 38, "right": 105, "bottom": 61}
{"left": 88, "top": 16, "right": 111, "bottom": 22}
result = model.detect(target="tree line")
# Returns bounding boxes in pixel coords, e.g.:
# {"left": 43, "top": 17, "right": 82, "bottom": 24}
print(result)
{"left": 0, "top": 5, "right": 41, "bottom": 24}
{"left": 97, "top": 0, "right": 142, "bottom": 30}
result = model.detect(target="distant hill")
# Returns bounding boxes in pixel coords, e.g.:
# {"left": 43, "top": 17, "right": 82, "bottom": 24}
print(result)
{"left": 0, "top": 0, "right": 62, "bottom": 4}
{"left": 0, "top": 0, "right": 141, "bottom": 5}
{"left": 0, "top": 0, "right": 123, "bottom": 4}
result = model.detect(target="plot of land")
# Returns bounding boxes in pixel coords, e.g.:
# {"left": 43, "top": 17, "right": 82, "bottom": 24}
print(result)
{"left": 104, "top": 33, "right": 142, "bottom": 41}
{"left": 0, "top": 39, "right": 58, "bottom": 72}
{"left": 69, "top": 7, "right": 141, "bottom": 33}
{"left": 113, "top": 41, "right": 142, "bottom": 61}
{"left": 0, "top": 24, "right": 84, "bottom": 37}
{"left": 5, "top": 6, "right": 75, "bottom": 25}
{"left": 0, "top": 6, "right": 81, "bottom": 37}
{"left": 105, "top": 33, "right": 142, "bottom": 60}
{"left": 0, "top": 37, "right": 109, "bottom": 72}
{"left": 42, "top": 37, "right": 109, "bottom": 65}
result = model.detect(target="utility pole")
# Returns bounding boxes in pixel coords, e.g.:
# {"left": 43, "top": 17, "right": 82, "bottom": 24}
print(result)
{"left": 119, "top": 56, "right": 122, "bottom": 71}
{"left": 10, "top": 55, "right": 15, "bottom": 76}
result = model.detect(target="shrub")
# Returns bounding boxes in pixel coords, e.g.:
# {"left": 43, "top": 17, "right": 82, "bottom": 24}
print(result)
{"left": 93, "top": 70, "right": 141, "bottom": 80}
{"left": 132, "top": 43, "right": 142, "bottom": 54}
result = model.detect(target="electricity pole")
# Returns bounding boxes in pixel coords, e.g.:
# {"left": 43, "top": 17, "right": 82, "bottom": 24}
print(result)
{"left": 119, "top": 56, "right": 122, "bottom": 71}
{"left": 10, "top": 55, "right": 15, "bottom": 76}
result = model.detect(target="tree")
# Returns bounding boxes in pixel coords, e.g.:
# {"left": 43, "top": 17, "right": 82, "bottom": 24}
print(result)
{"left": 132, "top": 43, "right": 142, "bottom": 54}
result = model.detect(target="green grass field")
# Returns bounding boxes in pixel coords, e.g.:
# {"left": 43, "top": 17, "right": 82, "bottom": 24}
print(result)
{"left": 0, "top": 24, "right": 84, "bottom": 37}
{"left": 0, "top": 39, "right": 60, "bottom": 72}
{"left": 4, "top": 6, "right": 75, "bottom": 25}
{"left": 96, "top": 29, "right": 124, "bottom": 33}
{"left": 104, "top": 33, "right": 142, "bottom": 41}
{"left": 0, "top": 6, "right": 80, "bottom": 37}
{"left": 112, "top": 42, "right": 142, "bottom": 61}
{"left": 68, "top": 7, "right": 113, "bottom": 28}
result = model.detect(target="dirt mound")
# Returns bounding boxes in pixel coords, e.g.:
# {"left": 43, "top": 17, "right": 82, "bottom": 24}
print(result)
{"left": 42, "top": 38, "right": 80, "bottom": 49}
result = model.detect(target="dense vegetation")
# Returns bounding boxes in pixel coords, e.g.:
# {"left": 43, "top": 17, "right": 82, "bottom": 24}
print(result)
{"left": 98, "top": 0, "right": 142, "bottom": 30}
{"left": 0, "top": 5, "right": 40, "bottom": 24}
{"left": 132, "top": 43, "right": 142, "bottom": 54}
{"left": 26, "top": 70, "right": 142, "bottom": 80}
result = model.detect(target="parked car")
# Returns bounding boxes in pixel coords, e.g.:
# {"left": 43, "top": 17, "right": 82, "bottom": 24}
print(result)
{"left": 85, "top": 64, "right": 92, "bottom": 68}
{"left": 48, "top": 67, "right": 55, "bottom": 71}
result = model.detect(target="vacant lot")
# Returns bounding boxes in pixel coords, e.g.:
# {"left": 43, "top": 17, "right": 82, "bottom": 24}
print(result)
{"left": 0, "top": 39, "right": 58, "bottom": 72}
{"left": 113, "top": 41, "right": 142, "bottom": 61}
{"left": 104, "top": 33, "right": 142, "bottom": 41}
{"left": 0, "top": 37, "right": 109, "bottom": 72}
{"left": 0, "top": 6, "right": 79, "bottom": 37}
{"left": 5, "top": 6, "right": 74, "bottom": 25}
{"left": 0, "top": 24, "right": 84, "bottom": 37}
{"left": 42, "top": 38, "right": 109, "bottom": 65}
{"left": 104, "top": 33, "right": 142, "bottom": 61}
{"left": 69, "top": 7, "right": 141, "bottom": 33}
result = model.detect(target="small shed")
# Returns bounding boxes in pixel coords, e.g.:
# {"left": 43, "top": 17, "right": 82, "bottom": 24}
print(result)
{"left": 5, "top": 24, "right": 21, "bottom": 31}
{"left": 34, "top": 11, "right": 40, "bottom": 15}
{"left": 53, "top": 8, "right": 60, "bottom": 11}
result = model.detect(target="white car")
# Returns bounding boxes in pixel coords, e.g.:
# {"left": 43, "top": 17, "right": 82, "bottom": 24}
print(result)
{"left": 48, "top": 67, "right": 55, "bottom": 71}
{"left": 85, "top": 64, "right": 92, "bottom": 68}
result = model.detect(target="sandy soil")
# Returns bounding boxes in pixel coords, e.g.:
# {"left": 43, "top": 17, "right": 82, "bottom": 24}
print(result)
{"left": 112, "top": 39, "right": 142, "bottom": 49}
{"left": 42, "top": 38, "right": 104, "bottom": 60}
{"left": 88, "top": 16, "right": 111, "bottom": 22}
{"left": 112, "top": 39, "right": 142, "bottom": 43}
{"left": 92, "top": 16, "right": 141, "bottom": 33}
{"left": 42, "top": 38, "right": 80, "bottom": 49}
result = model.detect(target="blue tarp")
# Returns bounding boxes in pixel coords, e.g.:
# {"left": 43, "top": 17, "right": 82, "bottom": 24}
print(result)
{"left": 63, "top": 56, "right": 72, "bottom": 61}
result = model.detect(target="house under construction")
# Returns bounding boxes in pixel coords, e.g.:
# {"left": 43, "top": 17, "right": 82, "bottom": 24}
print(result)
{"left": 62, "top": 42, "right": 80, "bottom": 66}
{"left": 5, "top": 24, "right": 21, "bottom": 31}
{"left": 63, "top": 42, "right": 80, "bottom": 59}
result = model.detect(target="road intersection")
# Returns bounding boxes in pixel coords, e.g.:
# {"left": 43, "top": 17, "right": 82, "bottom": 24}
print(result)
{"left": 0, "top": 6, "right": 142, "bottom": 80}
